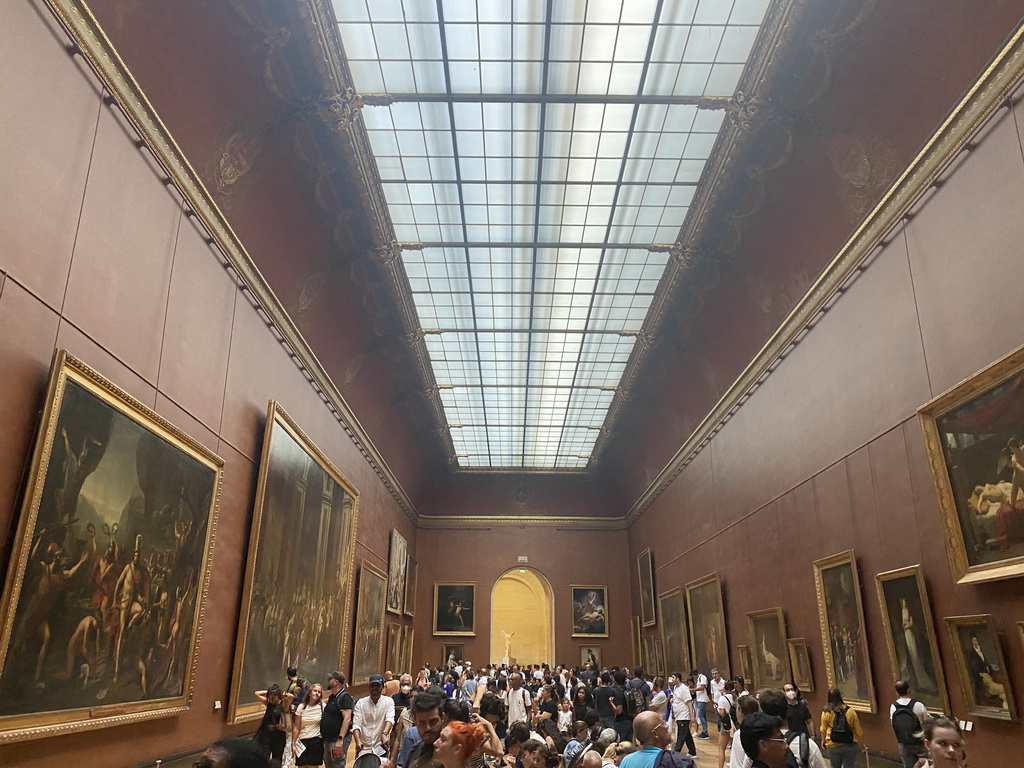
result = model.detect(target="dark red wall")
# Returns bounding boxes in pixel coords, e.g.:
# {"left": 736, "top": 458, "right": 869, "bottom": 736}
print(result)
{"left": 0, "top": 4, "right": 414, "bottom": 765}
{"left": 627, "top": 100, "right": 1024, "bottom": 761}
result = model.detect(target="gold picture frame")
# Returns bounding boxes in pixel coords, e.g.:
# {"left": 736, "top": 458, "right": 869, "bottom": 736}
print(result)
{"left": 686, "top": 573, "right": 729, "bottom": 679}
{"left": 746, "top": 608, "right": 791, "bottom": 689}
{"left": 404, "top": 556, "right": 417, "bottom": 617}
{"left": 403, "top": 626, "right": 415, "bottom": 674}
{"left": 945, "top": 614, "right": 1017, "bottom": 720}
{"left": 653, "top": 637, "right": 666, "bottom": 680}
{"left": 787, "top": 639, "right": 814, "bottom": 694}
{"left": 571, "top": 585, "right": 608, "bottom": 638}
{"left": 433, "top": 582, "right": 476, "bottom": 636}
{"left": 735, "top": 645, "right": 753, "bottom": 688}
{"left": 875, "top": 565, "right": 949, "bottom": 714}
{"left": 387, "top": 530, "right": 408, "bottom": 616}
{"left": 0, "top": 351, "right": 222, "bottom": 743}
{"left": 352, "top": 562, "right": 387, "bottom": 686}
{"left": 384, "top": 622, "right": 401, "bottom": 676}
{"left": 918, "top": 345, "right": 1024, "bottom": 584}
{"left": 812, "top": 550, "right": 876, "bottom": 712}
{"left": 658, "top": 588, "right": 691, "bottom": 678}
{"left": 228, "top": 402, "right": 359, "bottom": 724}
{"left": 631, "top": 616, "right": 642, "bottom": 670}
{"left": 638, "top": 549, "right": 656, "bottom": 627}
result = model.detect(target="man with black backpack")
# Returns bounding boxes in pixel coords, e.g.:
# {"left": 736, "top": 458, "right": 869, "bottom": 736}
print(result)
{"left": 615, "top": 671, "right": 642, "bottom": 742}
{"left": 889, "top": 680, "right": 928, "bottom": 768}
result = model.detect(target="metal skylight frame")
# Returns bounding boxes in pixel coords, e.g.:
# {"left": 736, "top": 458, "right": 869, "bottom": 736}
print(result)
{"left": 333, "top": 0, "right": 771, "bottom": 469}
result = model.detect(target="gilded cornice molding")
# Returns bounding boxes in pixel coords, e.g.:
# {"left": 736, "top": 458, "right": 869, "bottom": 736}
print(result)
{"left": 43, "top": 0, "right": 419, "bottom": 522}
{"left": 622, "top": 18, "right": 1024, "bottom": 525}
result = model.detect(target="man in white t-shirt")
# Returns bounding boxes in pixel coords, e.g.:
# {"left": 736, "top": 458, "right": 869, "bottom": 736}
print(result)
{"left": 690, "top": 668, "right": 710, "bottom": 739}
{"left": 670, "top": 674, "right": 696, "bottom": 756}
{"left": 353, "top": 675, "right": 396, "bottom": 768}
{"left": 507, "top": 672, "right": 535, "bottom": 725}
{"left": 890, "top": 680, "right": 929, "bottom": 768}
{"left": 710, "top": 669, "right": 726, "bottom": 704}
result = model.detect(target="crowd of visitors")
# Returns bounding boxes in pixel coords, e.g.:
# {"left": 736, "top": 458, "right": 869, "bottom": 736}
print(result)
{"left": 234, "top": 660, "right": 967, "bottom": 768}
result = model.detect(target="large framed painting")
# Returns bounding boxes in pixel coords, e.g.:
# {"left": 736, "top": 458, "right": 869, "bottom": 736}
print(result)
{"left": 228, "top": 402, "right": 358, "bottom": 724}
{"left": 638, "top": 549, "right": 656, "bottom": 627}
{"left": 747, "top": 608, "right": 791, "bottom": 689}
{"left": 352, "top": 562, "right": 387, "bottom": 686}
{"left": 812, "top": 550, "right": 876, "bottom": 712}
{"left": 735, "top": 645, "right": 753, "bottom": 688}
{"left": 580, "top": 644, "right": 601, "bottom": 671}
{"left": 442, "top": 643, "right": 464, "bottom": 668}
{"left": 631, "top": 616, "right": 642, "bottom": 669}
{"left": 384, "top": 623, "right": 401, "bottom": 675}
{"left": 571, "top": 586, "right": 608, "bottom": 637}
{"left": 875, "top": 565, "right": 949, "bottom": 713}
{"left": 658, "top": 588, "right": 691, "bottom": 677}
{"left": 787, "top": 639, "right": 814, "bottom": 693}
{"left": 0, "top": 351, "right": 222, "bottom": 743}
{"left": 387, "top": 530, "right": 408, "bottom": 616}
{"left": 945, "top": 614, "right": 1017, "bottom": 720}
{"left": 918, "top": 346, "right": 1024, "bottom": 583}
{"left": 686, "top": 573, "right": 729, "bottom": 679}
{"left": 433, "top": 583, "right": 475, "bottom": 636}
{"left": 404, "top": 556, "right": 418, "bottom": 617}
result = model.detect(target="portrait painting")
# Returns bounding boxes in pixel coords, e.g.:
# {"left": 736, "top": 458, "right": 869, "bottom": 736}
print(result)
{"left": 659, "top": 588, "right": 691, "bottom": 677}
{"left": 787, "top": 639, "right": 814, "bottom": 693}
{"left": 384, "top": 623, "right": 401, "bottom": 676}
{"left": 631, "top": 616, "right": 641, "bottom": 669}
{"left": 747, "top": 608, "right": 791, "bottom": 689}
{"left": 442, "top": 643, "right": 464, "bottom": 668}
{"left": 580, "top": 645, "right": 602, "bottom": 671}
{"left": 0, "top": 351, "right": 222, "bottom": 742}
{"left": 352, "top": 562, "right": 387, "bottom": 686}
{"left": 812, "top": 550, "right": 876, "bottom": 712}
{"left": 686, "top": 573, "right": 729, "bottom": 679}
{"left": 946, "top": 614, "right": 1017, "bottom": 720}
{"left": 228, "top": 402, "right": 358, "bottom": 724}
{"left": 918, "top": 346, "right": 1024, "bottom": 583}
{"left": 387, "top": 530, "right": 408, "bottom": 616}
{"left": 571, "top": 586, "right": 608, "bottom": 637}
{"left": 404, "top": 556, "right": 417, "bottom": 617}
{"left": 875, "top": 565, "right": 948, "bottom": 713}
{"left": 434, "top": 583, "right": 475, "bottom": 636}
{"left": 736, "top": 645, "right": 753, "bottom": 688}
{"left": 638, "top": 549, "right": 656, "bottom": 627}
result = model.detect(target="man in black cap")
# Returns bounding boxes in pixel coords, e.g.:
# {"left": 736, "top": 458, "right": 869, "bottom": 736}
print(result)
{"left": 323, "top": 671, "right": 355, "bottom": 768}
{"left": 353, "top": 674, "right": 396, "bottom": 768}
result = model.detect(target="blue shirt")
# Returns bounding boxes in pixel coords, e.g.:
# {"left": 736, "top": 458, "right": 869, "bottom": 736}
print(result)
{"left": 619, "top": 746, "right": 662, "bottom": 768}
{"left": 396, "top": 726, "right": 420, "bottom": 767}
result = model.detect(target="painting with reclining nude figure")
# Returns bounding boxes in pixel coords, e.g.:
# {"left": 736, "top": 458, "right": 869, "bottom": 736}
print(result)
{"left": 0, "top": 351, "right": 222, "bottom": 743}
{"left": 919, "top": 345, "right": 1024, "bottom": 583}
{"left": 227, "top": 401, "right": 358, "bottom": 724}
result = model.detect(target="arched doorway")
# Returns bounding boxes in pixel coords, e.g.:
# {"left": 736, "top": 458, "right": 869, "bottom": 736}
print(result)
{"left": 490, "top": 567, "right": 554, "bottom": 666}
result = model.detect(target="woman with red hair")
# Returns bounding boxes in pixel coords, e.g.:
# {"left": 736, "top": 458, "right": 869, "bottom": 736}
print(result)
{"left": 434, "top": 720, "right": 488, "bottom": 768}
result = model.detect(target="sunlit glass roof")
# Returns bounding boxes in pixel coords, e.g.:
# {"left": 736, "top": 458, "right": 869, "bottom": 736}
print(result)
{"left": 333, "top": 0, "right": 772, "bottom": 469}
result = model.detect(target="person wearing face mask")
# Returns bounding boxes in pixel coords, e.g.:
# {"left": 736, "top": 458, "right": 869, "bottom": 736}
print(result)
{"left": 323, "top": 672, "right": 355, "bottom": 768}
{"left": 782, "top": 684, "right": 813, "bottom": 739}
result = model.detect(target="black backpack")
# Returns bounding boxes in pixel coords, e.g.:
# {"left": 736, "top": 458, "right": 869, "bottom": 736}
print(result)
{"left": 624, "top": 685, "right": 647, "bottom": 717}
{"left": 830, "top": 706, "right": 854, "bottom": 744}
{"left": 891, "top": 699, "right": 924, "bottom": 746}
{"left": 785, "top": 730, "right": 809, "bottom": 768}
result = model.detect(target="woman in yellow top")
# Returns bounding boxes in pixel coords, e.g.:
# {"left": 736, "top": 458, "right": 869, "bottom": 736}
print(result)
{"left": 819, "top": 688, "right": 866, "bottom": 768}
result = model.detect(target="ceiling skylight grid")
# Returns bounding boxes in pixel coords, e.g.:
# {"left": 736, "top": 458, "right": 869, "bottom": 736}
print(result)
{"left": 334, "top": 0, "right": 772, "bottom": 469}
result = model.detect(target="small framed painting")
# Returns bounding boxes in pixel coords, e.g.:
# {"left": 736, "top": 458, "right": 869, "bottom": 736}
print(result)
{"left": 747, "top": 608, "right": 791, "bottom": 689}
{"left": 945, "top": 614, "right": 1017, "bottom": 720}
{"left": 580, "top": 645, "right": 602, "bottom": 671}
{"left": 787, "top": 639, "right": 814, "bottom": 693}
{"left": 638, "top": 549, "right": 656, "bottom": 627}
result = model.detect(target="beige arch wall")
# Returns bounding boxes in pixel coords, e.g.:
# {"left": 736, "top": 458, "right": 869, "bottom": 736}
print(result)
{"left": 490, "top": 567, "right": 554, "bottom": 666}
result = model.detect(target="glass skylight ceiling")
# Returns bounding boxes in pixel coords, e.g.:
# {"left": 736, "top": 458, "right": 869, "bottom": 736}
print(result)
{"left": 333, "top": 0, "right": 771, "bottom": 469}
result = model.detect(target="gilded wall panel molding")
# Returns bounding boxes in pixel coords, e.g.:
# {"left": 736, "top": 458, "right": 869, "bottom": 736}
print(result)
{"left": 44, "top": 0, "right": 420, "bottom": 521}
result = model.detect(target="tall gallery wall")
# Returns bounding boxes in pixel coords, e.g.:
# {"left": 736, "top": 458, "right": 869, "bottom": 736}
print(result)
{"left": 0, "top": 5, "right": 415, "bottom": 766}
{"left": 627, "top": 83, "right": 1024, "bottom": 762}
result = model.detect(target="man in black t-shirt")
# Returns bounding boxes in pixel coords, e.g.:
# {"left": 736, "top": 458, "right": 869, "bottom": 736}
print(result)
{"left": 594, "top": 672, "right": 620, "bottom": 730}
{"left": 613, "top": 671, "right": 634, "bottom": 742}
{"left": 323, "top": 671, "right": 356, "bottom": 768}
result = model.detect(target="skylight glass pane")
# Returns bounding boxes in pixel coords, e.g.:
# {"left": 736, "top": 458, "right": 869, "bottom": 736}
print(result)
{"left": 334, "top": 0, "right": 772, "bottom": 469}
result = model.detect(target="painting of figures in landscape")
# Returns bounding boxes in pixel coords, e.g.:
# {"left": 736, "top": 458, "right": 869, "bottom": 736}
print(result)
{"left": 571, "top": 586, "right": 608, "bottom": 637}
{"left": 919, "top": 348, "right": 1024, "bottom": 582}
{"left": 352, "top": 563, "right": 387, "bottom": 686}
{"left": 0, "top": 352, "right": 221, "bottom": 740}
{"left": 813, "top": 551, "right": 876, "bottom": 711}
{"left": 876, "top": 566, "right": 948, "bottom": 713}
{"left": 659, "top": 588, "right": 690, "bottom": 677}
{"left": 229, "top": 403, "right": 358, "bottom": 723}
{"left": 686, "top": 574, "right": 729, "bottom": 678}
